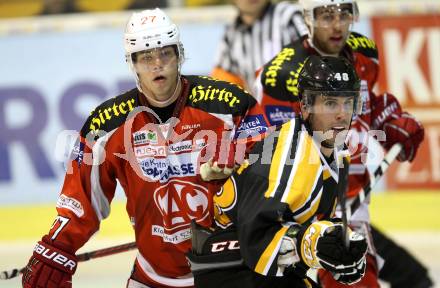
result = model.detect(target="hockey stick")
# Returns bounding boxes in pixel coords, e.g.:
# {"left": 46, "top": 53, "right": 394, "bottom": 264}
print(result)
{"left": 338, "top": 156, "right": 350, "bottom": 248}
{"left": 0, "top": 241, "right": 137, "bottom": 280}
{"left": 346, "top": 143, "right": 403, "bottom": 219}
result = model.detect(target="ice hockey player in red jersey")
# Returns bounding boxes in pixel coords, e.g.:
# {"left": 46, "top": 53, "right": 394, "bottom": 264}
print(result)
{"left": 188, "top": 55, "right": 368, "bottom": 288}
{"left": 253, "top": 0, "right": 425, "bottom": 287}
{"left": 21, "top": 8, "right": 268, "bottom": 288}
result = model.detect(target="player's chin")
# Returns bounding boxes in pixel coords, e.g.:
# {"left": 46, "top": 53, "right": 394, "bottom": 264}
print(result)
{"left": 328, "top": 45, "right": 343, "bottom": 55}
{"left": 326, "top": 41, "right": 344, "bottom": 54}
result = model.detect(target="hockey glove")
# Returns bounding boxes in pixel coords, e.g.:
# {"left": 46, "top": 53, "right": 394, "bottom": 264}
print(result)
{"left": 299, "top": 220, "right": 367, "bottom": 285}
{"left": 200, "top": 140, "right": 237, "bottom": 181}
{"left": 371, "top": 93, "right": 403, "bottom": 130}
{"left": 22, "top": 236, "right": 77, "bottom": 288}
{"left": 383, "top": 112, "right": 424, "bottom": 162}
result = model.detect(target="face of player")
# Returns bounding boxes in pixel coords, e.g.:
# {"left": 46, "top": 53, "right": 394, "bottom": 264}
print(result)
{"left": 302, "top": 95, "right": 354, "bottom": 149}
{"left": 311, "top": 4, "right": 354, "bottom": 55}
{"left": 234, "top": 0, "right": 268, "bottom": 20}
{"left": 134, "top": 45, "right": 179, "bottom": 102}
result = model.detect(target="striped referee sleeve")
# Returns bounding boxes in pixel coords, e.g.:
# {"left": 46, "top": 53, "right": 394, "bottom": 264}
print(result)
{"left": 212, "top": 1, "right": 306, "bottom": 92}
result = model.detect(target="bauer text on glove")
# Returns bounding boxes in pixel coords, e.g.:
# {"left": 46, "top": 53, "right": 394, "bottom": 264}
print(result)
{"left": 22, "top": 236, "right": 77, "bottom": 288}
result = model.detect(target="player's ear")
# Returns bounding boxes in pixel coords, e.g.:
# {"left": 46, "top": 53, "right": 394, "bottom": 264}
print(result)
{"left": 300, "top": 100, "right": 310, "bottom": 120}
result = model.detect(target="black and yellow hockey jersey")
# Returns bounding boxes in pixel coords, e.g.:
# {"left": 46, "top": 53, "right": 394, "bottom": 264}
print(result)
{"left": 213, "top": 116, "right": 350, "bottom": 277}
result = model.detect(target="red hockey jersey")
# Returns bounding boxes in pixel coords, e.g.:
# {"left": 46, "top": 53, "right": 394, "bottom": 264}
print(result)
{"left": 47, "top": 75, "right": 269, "bottom": 287}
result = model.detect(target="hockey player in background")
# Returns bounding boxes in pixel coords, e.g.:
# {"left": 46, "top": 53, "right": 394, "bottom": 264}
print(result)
{"left": 188, "top": 55, "right": 368, "bottom": 288}
{"left": 253, "top": 0, "right": 428, "bottom": 287}
{"left": 21, "top": 8, "right": 268, "bottom": 288}
{"left": 211, "top": 0, "right": 307, "bottom": 93}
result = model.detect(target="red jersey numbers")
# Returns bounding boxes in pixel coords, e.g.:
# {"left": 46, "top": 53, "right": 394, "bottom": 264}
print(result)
{"left": 141, "top": 16, "right": 156, "bottom": 25}
{"left": 153, "top": 180, "right": 210, "bottom": 234}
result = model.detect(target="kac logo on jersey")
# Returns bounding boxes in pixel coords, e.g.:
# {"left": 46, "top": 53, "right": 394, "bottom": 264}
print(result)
{"left": 236, "top": 114, "right": 268, "bottom": 138}
{"left": 153, "top": 179, "right": 210, "bottom": 231}
{"left": 265, "top": 105, "right": 295, "bottom": 126}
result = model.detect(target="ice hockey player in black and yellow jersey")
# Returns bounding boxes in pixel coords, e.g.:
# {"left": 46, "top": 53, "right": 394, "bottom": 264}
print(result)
{"left": 187, "top": 55, "right": 368, "bottom": 288}
{"left": 254, "top": 0, "right": 427, "bottom": 287}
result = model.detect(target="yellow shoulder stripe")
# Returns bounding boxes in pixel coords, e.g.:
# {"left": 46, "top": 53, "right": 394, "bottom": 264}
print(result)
{"left": 264, "top": 120, "right": 295, "bottom": 198}
{"left": 283, "top": 133, "right": 321, "bottom": 212}
{"left": 255, "top": 226, "right": 289, "bottom": 275}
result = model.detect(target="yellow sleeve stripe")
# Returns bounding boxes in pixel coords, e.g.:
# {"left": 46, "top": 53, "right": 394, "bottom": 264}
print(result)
{"left": 281, "top": 133, "right": 321, "bottom": 212}
{"left": 295, "top": 185, "right": 323, "bottom": 224}
{"left": 264, "top": 119, "right": 296, "bottom": 198}
{"left": 255, "top": 226, "right": 289, "bottom": 275}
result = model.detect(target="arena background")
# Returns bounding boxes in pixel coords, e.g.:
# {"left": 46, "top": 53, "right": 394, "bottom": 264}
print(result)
{"left": 0, "top": 0, "right": 439, "bottom": 287}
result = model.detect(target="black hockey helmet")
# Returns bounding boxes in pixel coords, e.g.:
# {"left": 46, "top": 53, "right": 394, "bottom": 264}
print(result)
{"left": 298, "top": 55, "right": 362, "bottom": 114}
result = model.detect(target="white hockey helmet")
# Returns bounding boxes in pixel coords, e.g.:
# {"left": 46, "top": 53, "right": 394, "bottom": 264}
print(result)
{"left": 124, "top": 8, "right": 184, "bottom": 90}
{"left": 299, "top": 0, "right": 359, "bottom": 27}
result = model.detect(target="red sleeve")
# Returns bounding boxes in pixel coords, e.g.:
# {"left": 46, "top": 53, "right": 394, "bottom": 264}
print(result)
{"left": 46, "top": 133, "right": 118, "bottom": 252}
{"left": 353, "top": 51, "right": 379, "bottom": 92}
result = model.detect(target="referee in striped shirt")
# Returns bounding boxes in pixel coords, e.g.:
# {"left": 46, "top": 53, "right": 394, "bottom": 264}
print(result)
{"left": 211, "top": 0, "right": 308, "bottom": 93}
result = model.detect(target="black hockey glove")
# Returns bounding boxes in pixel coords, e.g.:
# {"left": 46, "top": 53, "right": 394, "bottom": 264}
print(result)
{"left": 298, "top": 220, "right": 367, "bottom": 285}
